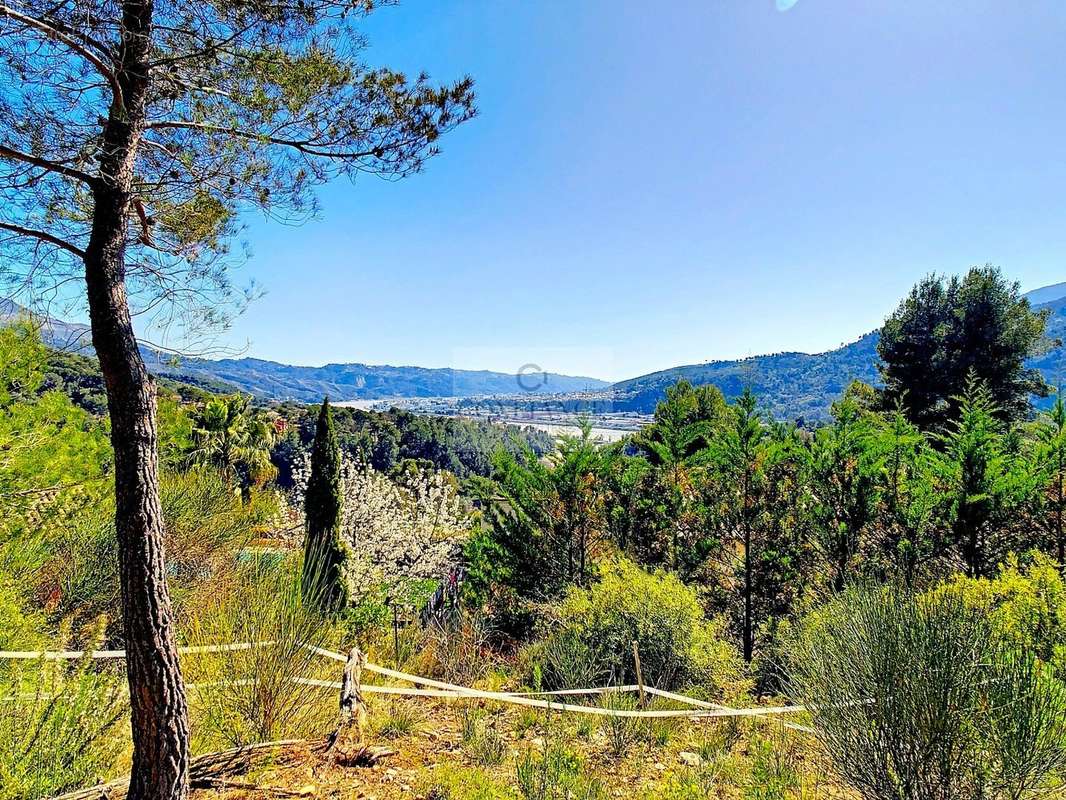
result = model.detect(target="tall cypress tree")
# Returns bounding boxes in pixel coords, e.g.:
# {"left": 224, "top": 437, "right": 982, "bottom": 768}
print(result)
{"left": 302, "top": 397, "right": 348, "bottom": 614}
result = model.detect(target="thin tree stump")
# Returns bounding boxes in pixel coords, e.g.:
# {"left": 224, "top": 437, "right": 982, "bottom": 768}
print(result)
{"left": 325, "top": 646, "right": 370, "bottom": 758}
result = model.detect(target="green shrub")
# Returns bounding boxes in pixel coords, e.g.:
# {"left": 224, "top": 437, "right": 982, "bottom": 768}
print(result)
{"left": 459, "top": 703, "right": 507, "bottom": 765}
{"left": 183, "top": 555, "right": 337, "bottom": 749}
{"left": 0, "top": 634, "right": 126, "bottom": 800}
{"left": 536, "top": 559, "right": 742, "bottom": 692}
{"left": 371, "top": 698, "right": 425, "bottom": 739}
{"left": 788, "top": 586, "right": 1066, "bottom": 800}
{"left": 535, "top": 627, "right": 605, "bottom": 691}
{"left": 928, "top": 552, "right": 1066, "bottom": 675}
{"left": 515, "top": 738, "right": 602, "bottom": 800}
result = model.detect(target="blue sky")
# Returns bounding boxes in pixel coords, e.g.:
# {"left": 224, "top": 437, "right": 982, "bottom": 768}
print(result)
{"left": 213, "top": 0, "right": 1065, "bottom": 382}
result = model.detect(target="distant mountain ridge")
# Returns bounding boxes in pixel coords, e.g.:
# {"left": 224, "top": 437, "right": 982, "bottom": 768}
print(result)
{"left": 5, "top": 281, "right": 1064, "bottom": 418}
{"left": 600, "top": 282, "right": 1066, "bottom": 421}
{"left": 141, "top": 351, "right": 608, "bottom": 401}
{"left": 607, "top": 333, "right": 881, "bottom": 423}
{"left": 0, "top": 299, "right": 609, "bottom": 401}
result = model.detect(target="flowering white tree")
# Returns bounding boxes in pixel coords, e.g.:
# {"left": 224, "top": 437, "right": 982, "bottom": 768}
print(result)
{"left": 292, "top": 457, "right": 473, "bottom": 600}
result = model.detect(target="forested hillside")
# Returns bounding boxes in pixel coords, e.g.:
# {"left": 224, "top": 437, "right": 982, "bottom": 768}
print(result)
{"left": 8, "top": 282, "right": 1061, "bottom": 422}
{"left": 0, "top": 298, "right": 608, "bottom": 401}
{"left": 605, "top": 281, "right": 1066, "bottom": 420}
{"left": 608, "top": 333, "right": 881, "bottom": 423}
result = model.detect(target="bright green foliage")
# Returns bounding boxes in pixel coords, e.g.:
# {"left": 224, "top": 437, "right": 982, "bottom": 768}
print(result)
{"left": 629, "top": 380, "right": 728, "bottom": 573}
{"left": 301, "top": 398, "right": 348, "bottom": 614}
{"left": 0, "top": 322, "right": 46, "bottom": 406}
{"left": 468, "top": 421, "right": 606, "bottom": 619}
{"left": 187, "top": 393, "right": 278, "bottom": 489}
{"left": 0, "top": 391, "right": 111, "bottom": 522}
{"left": 878, "top": 266, "right": 1050, "bottom": 428}
{"left": 929, "top": 554, "right": 1066, "bottom": 676}
{"left": 157, "top": 393, "right": 194, "bottom": 469}
{"left": 935, "top": 378, "right": 1035, "bottom": 577}
{"left": 805, "top": 395, "right": 882, "bottom": 591}
{"left": 0, "top": 629, "right": 125, "bottom": 800}
{"left": 0, "top": 325, "right": 111, "bottom": 544}
{"left": 538, "top": 559, "right": 742, "bottom": 692}
{"left": 789, "top": 586, "right": 1066, "bottom": 800}
{"left": 874, "top": 405, "right": 940, "bottom": 583}
{"left": 1032, "top": 395, "right": 1066, "bottom": 569}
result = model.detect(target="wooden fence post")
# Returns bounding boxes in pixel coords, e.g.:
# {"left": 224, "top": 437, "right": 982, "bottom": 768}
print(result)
{"left": 632, "top": 640, "right": 646, "bottom": 709}
{"left": 332, "top": 646, "right": 368, "bottom": 748}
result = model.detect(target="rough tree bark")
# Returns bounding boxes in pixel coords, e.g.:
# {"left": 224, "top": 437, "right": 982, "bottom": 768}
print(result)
{"left": 83, "top": 1, "right": 191, "bottom": 798}
{"left": 742, "top": 521, "right": 753, "bottom": 663}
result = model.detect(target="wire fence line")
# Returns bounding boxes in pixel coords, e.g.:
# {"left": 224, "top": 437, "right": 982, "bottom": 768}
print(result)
{"left": 0, "top": 640, "right": 814, "bottom": 731}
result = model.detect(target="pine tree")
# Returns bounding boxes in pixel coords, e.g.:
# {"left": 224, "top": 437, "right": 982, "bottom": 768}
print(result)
{"left": 710, "top": 388, "right": 768, "bottom": 662}
{"left": 302, "top": 398, "right": 348, "bottom": 614}
{"left": 878, "top": 267, "right": 1049, "bottom": 428}
{"left": 0, "top": 2, "right": 472, "bottom": 789}
{"left": 935, "top": 377, "right": 1010, "bottom": 578}
{"left": 1035, "top": 395, "right": 1066, "bottom": 572}
{"left": 806, "top": 395, "right": 882, "bottom": 592}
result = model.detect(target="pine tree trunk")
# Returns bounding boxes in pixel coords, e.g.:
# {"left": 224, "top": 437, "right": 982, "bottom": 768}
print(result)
{"left": 1057, "top": 467, "right": 1064, "bottom": 575}
{"left": 83, "top": 1, "right": 191, "bottom": 797}
{"left": 742, "top": 523, "right": 753, "bottom": 663}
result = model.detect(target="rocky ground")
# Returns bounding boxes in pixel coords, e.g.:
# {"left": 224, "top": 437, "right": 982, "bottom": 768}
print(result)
{"left": 192, "top": 696, "right": 852, "bottom": 800}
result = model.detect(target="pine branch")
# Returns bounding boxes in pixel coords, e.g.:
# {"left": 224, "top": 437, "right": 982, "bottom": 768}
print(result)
{"left": 0, "top": 4, "right": 124, "bottom": 113}
{"left": 0, "top": 144, "right": 97, "bottom": 185}
{"left": 0, "top": 220, "right": 85, "bottom": 258}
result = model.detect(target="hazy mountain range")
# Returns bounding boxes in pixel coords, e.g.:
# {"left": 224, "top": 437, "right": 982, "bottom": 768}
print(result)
{"left": 4, "top": 282, "right": 1065, "bottom": 420}
{"left": 0, "top": 299, "right": 607, "bottom": 400}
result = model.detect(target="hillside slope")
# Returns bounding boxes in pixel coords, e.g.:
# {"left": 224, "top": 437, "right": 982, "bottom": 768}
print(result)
{"left": 7, "top": 282, "right": 1063, "bottom": 417}
{"left": 0, "top": 300, "right": 608, "bottom": 401}
{"left": 142, "top": 352, "right": 608, "bottom": 401}
{"left": 606, "top": 282, "right": 1066, "bottom": 420}
{"left": 610, "top": 333, "right": 880, "bottom": 423}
